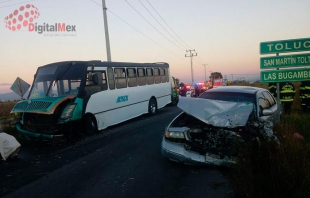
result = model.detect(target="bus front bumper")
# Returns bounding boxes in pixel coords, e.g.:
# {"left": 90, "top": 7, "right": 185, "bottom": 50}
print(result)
{"left": 16, "top": 123, "right": 64, "bottom": 142}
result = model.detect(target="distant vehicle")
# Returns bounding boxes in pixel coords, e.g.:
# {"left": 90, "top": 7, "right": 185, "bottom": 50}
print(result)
{"left": 161, "top": 86, "right": 280, "bottom": 167}
{"left": 213, "top": 78, "right": 223, "bottom": 88}
{"left": 11, "top": 61, "right": 172, "bottom": 141}
{"left": 194, "top": 82, "right": 207, "bottom": 97}
{"left": 179, "top": 84, "right": 191, "bottom": 97}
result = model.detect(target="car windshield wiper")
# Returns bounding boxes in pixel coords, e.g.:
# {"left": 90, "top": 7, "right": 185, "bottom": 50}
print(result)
{"left": 46, "top": 62, "right": 73, "bottom": 96}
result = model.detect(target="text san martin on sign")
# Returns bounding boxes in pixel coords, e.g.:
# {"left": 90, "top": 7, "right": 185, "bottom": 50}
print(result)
{"left": 260, "top": 53, "right": 310, "bottom": 69}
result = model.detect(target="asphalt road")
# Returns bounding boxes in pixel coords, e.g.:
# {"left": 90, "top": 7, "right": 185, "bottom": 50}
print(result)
{"left": 1, "top": 105, "right": 234, "bottom": 198}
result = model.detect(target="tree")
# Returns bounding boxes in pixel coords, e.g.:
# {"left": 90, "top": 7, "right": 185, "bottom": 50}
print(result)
{"left": 209, "top": 72, "right": 223, "bottom": 82}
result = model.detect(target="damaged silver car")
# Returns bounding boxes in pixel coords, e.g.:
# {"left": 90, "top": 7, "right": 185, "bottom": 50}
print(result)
{"left": 161, "top": 86, "right": 280, "bottom": 167}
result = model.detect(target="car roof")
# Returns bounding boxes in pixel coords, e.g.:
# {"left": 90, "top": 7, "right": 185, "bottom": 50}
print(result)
{"left": 207, "top": 86, "right": 266, "bottom": 94}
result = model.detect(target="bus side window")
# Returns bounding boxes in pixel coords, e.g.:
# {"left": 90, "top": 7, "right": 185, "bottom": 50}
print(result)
{"left": 107, "top": 67, "right": 115, "bottom": 90}
{"left": 101, "top": 71, "right": 108, "bottom": 90}
{"left": 127, "top": 68, "right": 137, "bottom": 87}
{"left": 164, "top": 68, "right": 169, "bottom": 82}
{"left": 83, "top": 72, "right": 102, "bottom": 95}
{"left": 154, "top": 68, "right": 161, "bottom": 84}
{"left": 86, "top": 72, "right": 93, "bottom": 85}
{"left": 138, "top": 68, "right": 146, "bottom": 86}
{"left": 115, "top": 68, "right": 127, "bottom": 89}
{"left": 146, "top": 68, "right": 154, "bottom": 85}
{"left": 160, "top": 68, "right": 166, "bottom": 83}
{"left": 93, "top": 71, "right": 108, "bottom": 91}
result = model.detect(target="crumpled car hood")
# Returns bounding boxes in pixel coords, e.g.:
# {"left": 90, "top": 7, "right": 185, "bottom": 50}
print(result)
{"left": 177, "top": 97, "right": 254, "bottom": 128}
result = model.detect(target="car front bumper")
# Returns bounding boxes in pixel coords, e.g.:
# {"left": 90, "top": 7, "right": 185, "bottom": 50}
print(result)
{"left": 161, "top": 136, "right": 236, "bottom": 167}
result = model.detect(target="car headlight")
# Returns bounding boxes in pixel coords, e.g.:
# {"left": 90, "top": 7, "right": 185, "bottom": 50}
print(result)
{"left": 165, "top": 130, "right": 185, "bottom": 139}
{"left": 60, "top": 104, "right": 76, "bottom": 120}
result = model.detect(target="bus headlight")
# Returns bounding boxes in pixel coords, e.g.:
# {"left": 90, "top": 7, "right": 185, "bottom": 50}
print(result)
{"left": 61, "top": 104, "right": 76, "bottom": 120}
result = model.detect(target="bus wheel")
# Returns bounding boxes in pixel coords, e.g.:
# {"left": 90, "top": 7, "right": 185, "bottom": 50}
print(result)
{"left": 148, "top": 98, "right": 157, "bottom": 115}
{"left": 84, "top": 115, "right": 98, "bottom": 135}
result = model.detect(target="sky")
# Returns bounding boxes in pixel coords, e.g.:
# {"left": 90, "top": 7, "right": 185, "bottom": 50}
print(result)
{"left": 0, "top": 0, "right": 309, "bottom": 94}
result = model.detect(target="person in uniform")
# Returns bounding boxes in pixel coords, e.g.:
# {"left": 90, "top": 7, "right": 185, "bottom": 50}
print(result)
{"left": 300, "top": 81, "right": 310, "bottom": 112}
{"left": 268, "top": 82, "right": 277, "bottom": 98}
{"left": 279, "top": 82, "right": 296, "bottom": 115}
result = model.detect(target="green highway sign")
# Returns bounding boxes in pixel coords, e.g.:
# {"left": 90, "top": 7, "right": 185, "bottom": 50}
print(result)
{"left": 260, "top": 38, "right": 310, "bottom": 54}
{"left": 260, "top": 68, "right": 310, "bottom": 83}
{"left": 260, "top": 53, "right": 310, "bottom": 69}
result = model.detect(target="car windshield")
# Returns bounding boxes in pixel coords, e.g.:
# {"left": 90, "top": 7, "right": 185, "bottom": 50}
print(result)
{"left": 29, "top": 62, "right": 86, "bottom": 99}
{"left": 199, "top": 91, "right": 255, "bottom": 104}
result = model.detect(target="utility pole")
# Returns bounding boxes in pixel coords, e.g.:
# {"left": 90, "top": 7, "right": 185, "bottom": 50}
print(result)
{"left": 202, "top": 64, "right": 208, "bottom": 82}
{"left": 102, "top": 0, "right": 111, "bottom": 62}
{"left": 185, "top": 49, "right": 197, "bottom": 85}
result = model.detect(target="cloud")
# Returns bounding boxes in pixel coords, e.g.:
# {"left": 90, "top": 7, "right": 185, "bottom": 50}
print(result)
{"left": 0, "top": 83, "right": 12, "bottom": 86}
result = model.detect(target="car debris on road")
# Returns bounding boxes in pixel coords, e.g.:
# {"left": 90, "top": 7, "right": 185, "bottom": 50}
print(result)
{"left": 0, "top": 133, "right": 21, "bottom": 161}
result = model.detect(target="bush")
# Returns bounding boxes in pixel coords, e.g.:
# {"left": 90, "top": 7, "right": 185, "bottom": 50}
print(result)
{"left": 231, "top": 114, "right": 310, "bottom": 198}
{"left": 0, "top": 101, "right": 18, "bottom": 117}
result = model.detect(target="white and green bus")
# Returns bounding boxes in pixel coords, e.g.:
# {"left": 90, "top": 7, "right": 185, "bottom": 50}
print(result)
{"left": 11, "top": 61, "right": 172, "bottom": 141}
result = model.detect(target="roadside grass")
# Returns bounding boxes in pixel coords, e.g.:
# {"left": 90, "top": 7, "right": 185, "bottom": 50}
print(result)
{"left": 231, "top": 83, "right": 310, "bottom": 198}
{"left": 0, "top": 101, "right": 17, "bottom": 118}
{"left": 0, "top": 101, "right": 19, "bottom": 139}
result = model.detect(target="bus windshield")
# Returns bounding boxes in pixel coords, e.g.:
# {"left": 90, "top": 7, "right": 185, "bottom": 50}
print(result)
{"left": 29, "top": 62, "right": 86, "bottom": 99}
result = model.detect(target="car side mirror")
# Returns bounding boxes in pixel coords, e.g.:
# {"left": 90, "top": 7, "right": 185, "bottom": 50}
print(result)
{"left": 262, "top": 109, "right": 273, "bottom": 116}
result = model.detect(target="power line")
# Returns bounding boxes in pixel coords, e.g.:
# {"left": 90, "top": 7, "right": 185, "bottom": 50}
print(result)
{"left": 197, "top": 56, "right": 206, "bottom": 64}
{"left": 146, "top": 0, "right": 192, "bottom": 50}
{"left": 138, "top": 0, "right": 186, "bottom": 51}
{"left": 89, "top": 0, "right": 100, "bottom": 6}
{"left": 145, "top": 0, "right": 210, "bottom": 70}
{"left": 89, "top": 0, "right": 184, "bottom": 60}
{"left": 125, "top": 0, "right": 184, "bottom": 51}
{"left": 108, "top": 9, "right": 184, "bottom": 59}
{"left": 0, "top": 0, "right": 34, "bottom": 8}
